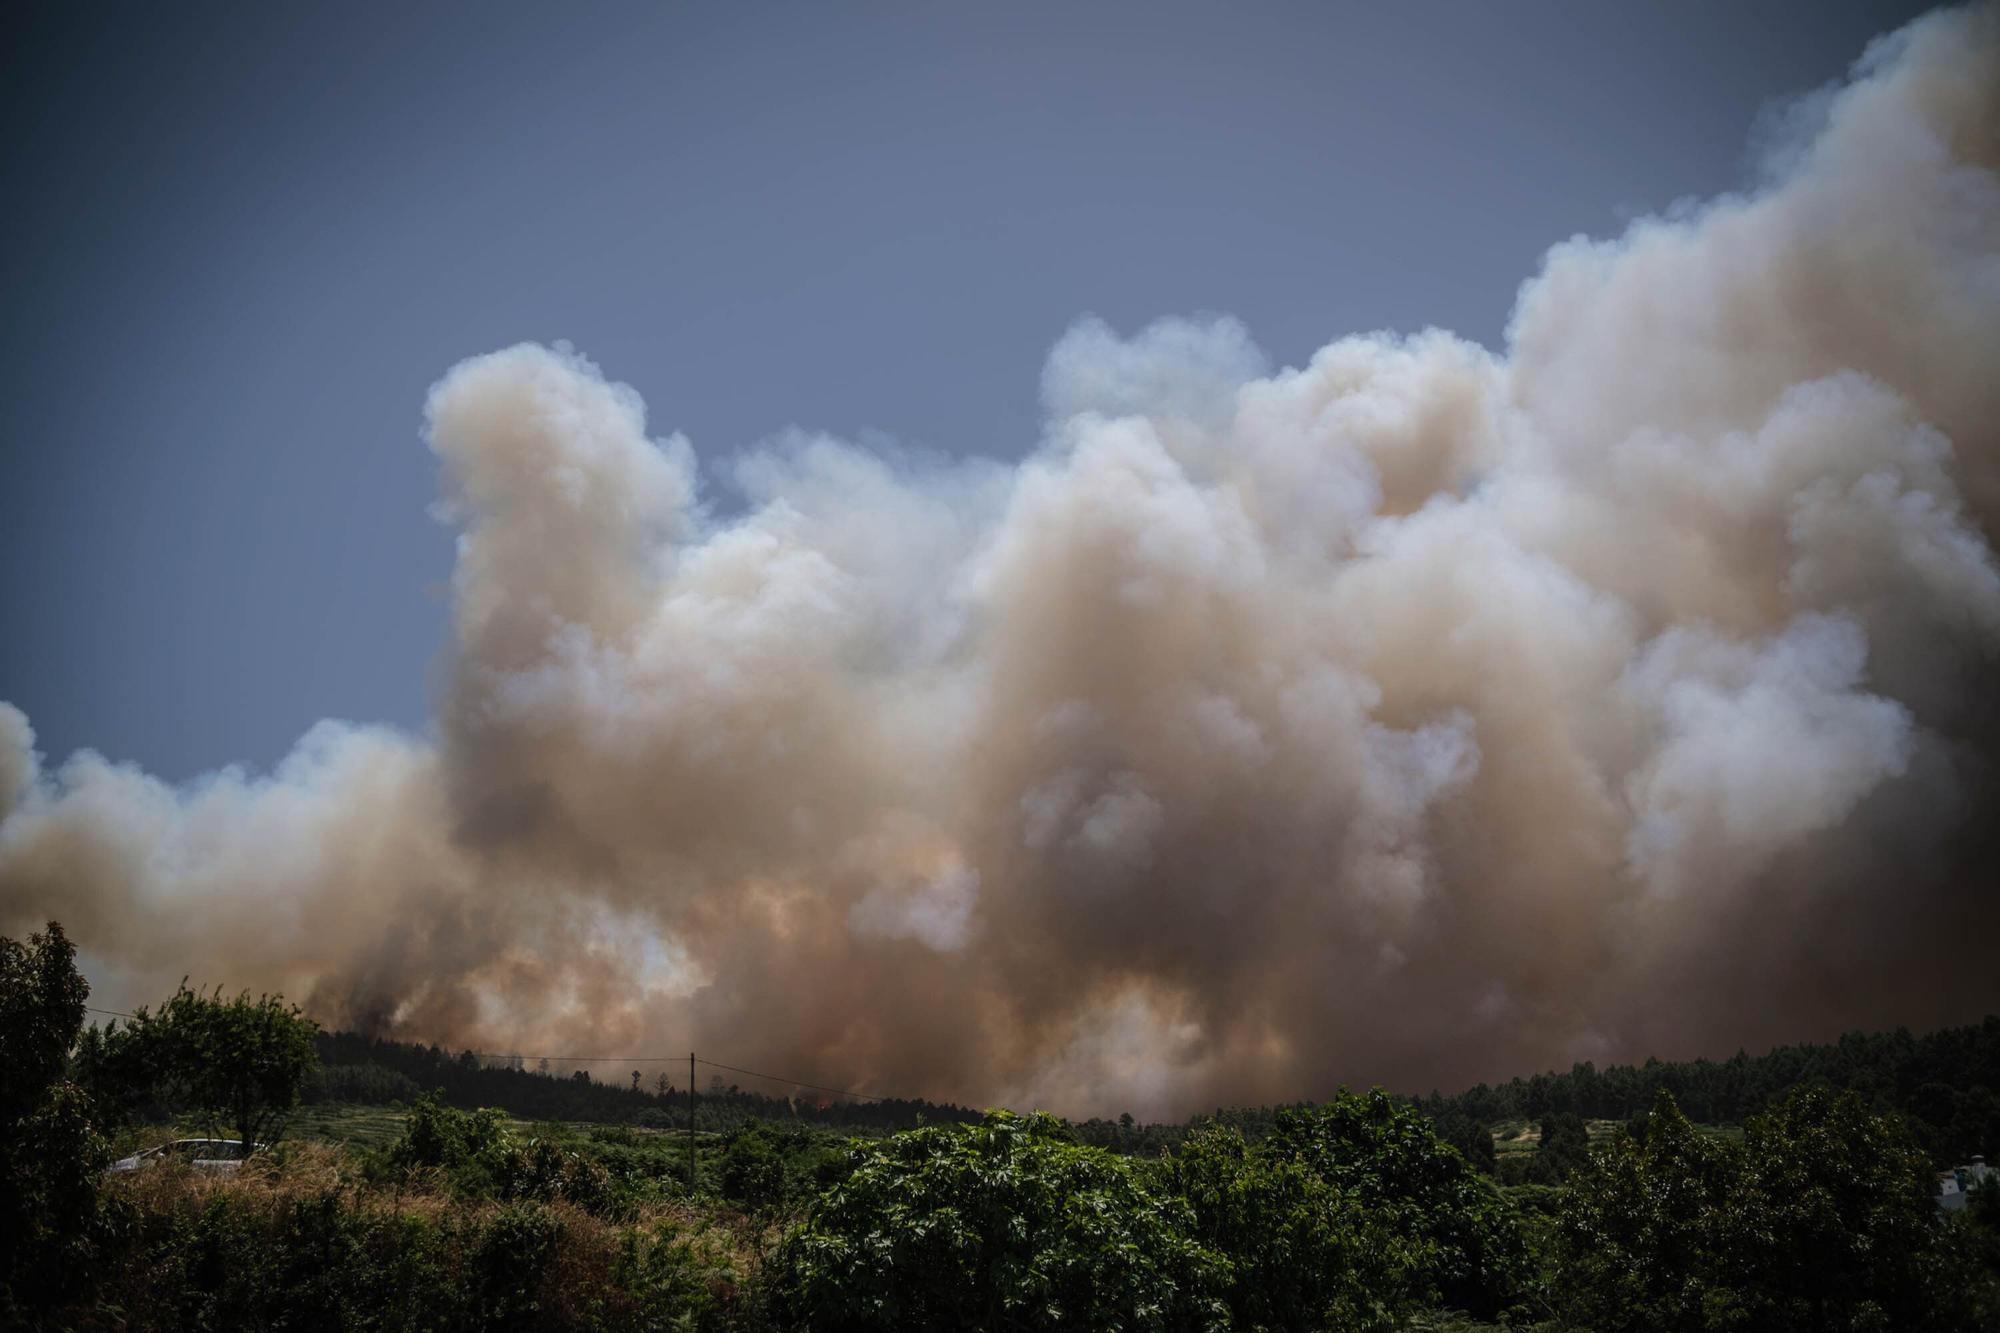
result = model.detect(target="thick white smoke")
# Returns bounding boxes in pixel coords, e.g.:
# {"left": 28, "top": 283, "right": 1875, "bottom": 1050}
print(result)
{"left": 4, "top": 6, "right": 1998, "bottom": 1116}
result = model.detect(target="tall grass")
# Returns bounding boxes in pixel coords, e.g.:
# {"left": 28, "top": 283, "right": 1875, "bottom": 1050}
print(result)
{"left": 76, "top": 1144, "right": 758, "bottom": 1331}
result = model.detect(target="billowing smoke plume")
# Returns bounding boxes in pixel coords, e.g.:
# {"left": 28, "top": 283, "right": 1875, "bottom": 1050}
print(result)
{"left": 4, "top": 7, "right": 1999, "bottom": 1117}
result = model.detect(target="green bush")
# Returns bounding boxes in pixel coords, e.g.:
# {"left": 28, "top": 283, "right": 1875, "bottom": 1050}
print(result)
{"left": 474, "top": 1202, "right": 561, "bottom": 1328}
{"left": 1556, "top": 1086, "right": 1985, "bottom": 1332}
{"left": 508, "top": 1136, "right": 619, "bottom": 1216}
{"left": 1153, "top": 1091, "right": 1528, "bottom": 1330}
{"left": 1431, "top": 1110, "right": 1497, "bottom": 1175}
{"left": 387, "top": 1094, "right": 623, "bottom": 1216}
{"left": 1, "top": 922, "right": 109, "bottom": 1316}
{"left": 612, "top": 1220, "right": 741, "bottom": 1332}
{"left": 720, "top": 1124, "right": 786, "bottom": 1211}
{"left": 1152, "top": 1121, "right": 1389, "bottom": 1330}
{"left": 389, "top": 1093, "right": 512, "bottom": 1176}
{"left": 764, "top": 1110, "right": 1229, "bottom": 1331}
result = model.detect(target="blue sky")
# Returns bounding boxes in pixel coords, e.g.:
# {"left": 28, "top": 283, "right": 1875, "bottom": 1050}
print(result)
{"left": 0, "top": 0, "right": 1930, "bottom": 779}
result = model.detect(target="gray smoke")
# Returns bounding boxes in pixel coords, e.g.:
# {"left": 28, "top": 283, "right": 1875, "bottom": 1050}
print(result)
{"left": 4, "top": 5, "right": 1998, "bottom": 1117}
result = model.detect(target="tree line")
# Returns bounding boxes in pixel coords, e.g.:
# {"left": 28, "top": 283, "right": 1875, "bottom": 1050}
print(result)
{"left": 310, "top": 1029, "right": 984, "bottom": 1134}
{"left": 1412, "top": 1018, "right": 2000, "bottom": 1166}
{"left": 319, "top": 1015, "right": 2000, "bottom": 1175}
{"left": 9, "top": 918, "right": 2000, "bottom": 1329}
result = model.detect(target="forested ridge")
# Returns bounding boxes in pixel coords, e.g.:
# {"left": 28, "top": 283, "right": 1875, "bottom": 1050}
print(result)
{"left": 309, "top": 1030, "right": 983, "bottom": 1135}
{"left": 313, "top": 1014, "right": 2000, "bottom": 1165}
{"left": 12, "top": 920, "right": 2000, "bottom": 1330}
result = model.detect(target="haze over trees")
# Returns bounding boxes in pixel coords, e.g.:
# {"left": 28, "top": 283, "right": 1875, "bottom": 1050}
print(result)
{"left": 7, "top": 918, "right": 2000, "bottom": 1328}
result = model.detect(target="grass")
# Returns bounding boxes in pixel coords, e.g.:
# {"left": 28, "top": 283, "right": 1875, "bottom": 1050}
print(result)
{"left": 119, "top": 1102, "right": 735, "bottom": 1158}
{"left": 95, "top": 1139, "right": 770, "bottom": 1328}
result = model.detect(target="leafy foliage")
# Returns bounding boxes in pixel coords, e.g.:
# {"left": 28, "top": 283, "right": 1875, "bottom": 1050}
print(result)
{"left": 765, "top": 1110, "right": 1230, "bottom": 1331}
{"left": 1419, "top": 1016, "right": 2000, "bottom": 1162}
{"left": 1160, "top": 1092, "right": 1528, "bottom": 1328}
{"left": 1500, "top": 1110, "right": 1590, "bottom": 1185}
{"left": 386, "top": 1093, "right": 620, "bottom": 1216}
{"left": 0, "top": 922, "right": 109, "bottom": 1315}
{"left": 0, "top": 920, "right": 88, "bottom": 1125}
{"left": 720, "top": 1123, "right": 787, "bottom": 1212}
{"left": 83, "top": 983, "right": 321, "bottom": 1152}
{"left": 10, "top": 917, "right": 2000, "bottom": 1328}
{"left": 1151, "top": 1121, "right": 1393, "bottom": 1330}
{"left": 1431, "top": 1110, "right": 1496, "bottom": 1175}
{"left": 1557, "top": 1086, "right": 1986, "bottom": 1331}
{"left": 89, "top": 1179, "right": 742, "bottom": 1332}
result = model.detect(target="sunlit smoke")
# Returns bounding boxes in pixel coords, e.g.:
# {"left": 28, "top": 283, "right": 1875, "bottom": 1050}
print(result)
{"left": 5, "top": 6, "right": 1998, "bottom": 1117}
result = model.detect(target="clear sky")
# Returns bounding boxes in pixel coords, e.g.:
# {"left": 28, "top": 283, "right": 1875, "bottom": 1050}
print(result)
{"left": 0, "top": 0, "right": 1933, "bottom": 780}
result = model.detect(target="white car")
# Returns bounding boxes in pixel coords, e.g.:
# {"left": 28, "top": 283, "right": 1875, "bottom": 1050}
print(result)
{"left": 109, "top": 1138, "right": 255, "bottom": 1173}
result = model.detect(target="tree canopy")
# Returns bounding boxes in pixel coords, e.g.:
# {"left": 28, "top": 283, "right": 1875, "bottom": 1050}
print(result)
{"left": 81, "top": 983, "right": 320, "bottom": 1153}
{"left": 765, "top": 1110, "right": 1230, "bottom": 1332}
{"left": 1557, "top": 1086, "right": 1985, "bottom": 1331}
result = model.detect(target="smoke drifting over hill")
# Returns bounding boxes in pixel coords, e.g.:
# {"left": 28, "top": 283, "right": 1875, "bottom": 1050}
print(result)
{"left": 4, "top": 7, "right": 1999, "bottom": 1116}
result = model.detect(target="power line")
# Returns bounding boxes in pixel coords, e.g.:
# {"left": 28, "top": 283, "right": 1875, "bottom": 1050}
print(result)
{"left": 86, "top": 1005, "right": 134, "bottom": 1020}
{"left": 697, "top": 1057, "right": 887, "bottom": 1104}
{"left": 471, "top": 1052, "right": 684, "bottom": 1063}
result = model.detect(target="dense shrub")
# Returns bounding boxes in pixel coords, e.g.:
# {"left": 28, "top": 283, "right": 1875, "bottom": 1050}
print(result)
{"left": 95, "top": 1184, "right": 470, "bottom": 1331}
{"left": 612, "top": 1220, "right": 743, "bottom": 1332}
{"left": 1499, "top": 1110, "right": 1591, "bottom": 1186}
{"left": 1, "top": 923, "right": 109, "bottom": 1316}
{"left": 1430, "top": 1109, "right": 1496, "bottom": 1175}
{"left": 80, "top": 1162, "right": 749, "bottom": 1332}
{"left": 764, "top": 1110, "right": 1230, "bottom": 1331}
{"left": 508, "top": 1136, "right": 619, "bottom": 1216}
{"left": 1152, "top": 1122, "right": 1390, "bottom": 1330}
{"left": 1155, "top": 1091, "right": 1528, "bottom": 1330}
{"left": 720, "top": 1123, "right": 787, "bottom": 1211}
{"left": 1558, "top": 1086, "right": 1986, "bottom": 1331}
{"left": 387, "top": 1094, "right": 621, "bottom": 1216}
{"left": 473, "top": 1202, "right": 562, "bottom": 1327}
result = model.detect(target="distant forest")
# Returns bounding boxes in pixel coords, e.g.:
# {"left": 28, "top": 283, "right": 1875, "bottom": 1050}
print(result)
{"left": 1412, "top": 1015, "right": 2000, "bottom": 1164}
{"left": 310, "top": 1030, "right": 983, "bottom": 1134}
{"left": 312, "top": 1014, "right": 2000, "bottom": 1165}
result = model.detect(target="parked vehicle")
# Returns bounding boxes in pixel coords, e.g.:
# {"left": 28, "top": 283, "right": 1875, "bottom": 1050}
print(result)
{"left": 109, "top": 1138, "right": 255, "bottom": 1173}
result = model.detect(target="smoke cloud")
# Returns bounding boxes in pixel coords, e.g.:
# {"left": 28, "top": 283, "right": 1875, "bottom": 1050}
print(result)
{"left": 5, "top": 6, "right": 1999, "bottom": 1117}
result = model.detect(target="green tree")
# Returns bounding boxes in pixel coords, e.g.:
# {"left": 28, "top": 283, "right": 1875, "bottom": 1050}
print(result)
{"left": 1556, "top": 1090, "right": 1737, "bottom": 1330}
{"left": 1532, "top": 1109, "right": 1590, "bottom": 1183}
{"left": 1262, "top": 1092, "right": 1527, "bottom": 1321}
{"left": 90, "top": 982, "right": 320, "bottom": 1153}
{"left": 1557, "top": 1086, "right": 1985, "bottom": 1331}
{"left": 765, "top": 1109, "right": 1229, "bottom": 1331}
{"left": 1152, "top": 1121, "right": 1396, "bottom": 1330}
{"left": 1716, "top": 1085, "right": 1977, "bottom": 1330}
{"left": 720, "top": 1122, "right": 786, "bottom": 1212}
{"left": 1432, "top": 1109, "right": 1497, "bottom": 1175}
{"left": 0, "top": 921, "right": 108, "bottom": 1314}
{"left": 1149, "top": 1092, "right": 1528, "bottom": 1330}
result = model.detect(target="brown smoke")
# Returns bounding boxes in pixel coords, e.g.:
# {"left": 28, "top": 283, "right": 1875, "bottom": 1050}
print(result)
{"left": 5, "top": 6, "right": 1999, "bottom": 1117}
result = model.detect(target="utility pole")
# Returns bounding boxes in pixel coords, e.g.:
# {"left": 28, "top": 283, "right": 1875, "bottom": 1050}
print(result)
{"left": 688, "top": 1051, "right": 696, "bottom": 1195}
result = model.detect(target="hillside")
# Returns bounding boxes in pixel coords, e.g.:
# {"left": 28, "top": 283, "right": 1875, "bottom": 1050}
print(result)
{"left": 311, "top": 1015, "right": 2000, "bottom": 1172}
